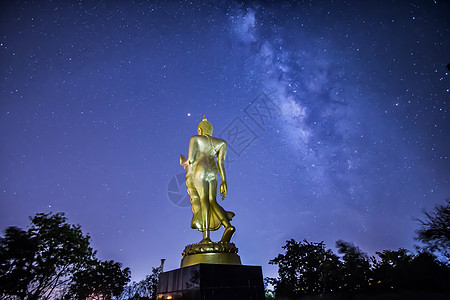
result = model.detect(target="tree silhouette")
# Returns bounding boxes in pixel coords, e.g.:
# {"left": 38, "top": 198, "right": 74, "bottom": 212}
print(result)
{"left": 142, "top": 267, "right": 161, "bottom": 300}
{"left": 372, "top": 248, "right": 414, "bottom": 291}
{"left": 67, "top": 259, "right": 130, "bottom": 300}
{"left": 267, "top": 203, "right": 450, "bottom": 299}
{"left": 0, "top": 226, "right": 38, "bottom": 299}
{"left": 0, "top": 212, "right": 130, "bottom": 300}
{"left": 120, "top": 266, "right": 161, "bottom": 300}
{"left": 335, "top": 240, "right": 371, "bottom": 294}
{"left": 408, "top": 251, "right": 450, "bottom": 292}
{"left": 415, "top": 199, "right": 450, "bottom": 264}
{"left": 268, "top": 239, "right": 342, "bottom": 298}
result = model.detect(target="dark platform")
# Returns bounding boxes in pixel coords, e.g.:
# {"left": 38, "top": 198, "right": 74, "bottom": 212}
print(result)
{"left": 157, "top": 264, "right": 265, "bottom": 300}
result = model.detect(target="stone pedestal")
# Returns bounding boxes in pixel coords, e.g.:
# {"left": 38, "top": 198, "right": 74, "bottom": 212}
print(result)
{"left": 156, "top": 264, "right": 265, "bottom": 300}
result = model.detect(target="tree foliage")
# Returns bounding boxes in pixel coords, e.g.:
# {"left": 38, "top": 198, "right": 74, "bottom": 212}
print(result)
{"left": 415, "top": 199, "right": 450, "bottom": 263}
{"left": 373, "top": 250, "right": 450, "bottom": 293}
{"left": 269, "top": 239, "right": 450, "bottom": 299}
{"left": 268, "top": 201, "right": 450, "bottom": 298}
{"left": 67, "top": 259, "right": 130, "bottom": 300}
{"left": 372, "top": 248, "right": 414, "bottom": 291}
{"left": 120, "top": 267, "right": 161, "bottom": 300}
{"left": 335, "top": 240, "right": 371, "bottom": 294}
{"left": 0, "top": 212, "right": 130, "bottom": 300}
{"left": 268, "top": 239, "right": 342, "bottom": 298}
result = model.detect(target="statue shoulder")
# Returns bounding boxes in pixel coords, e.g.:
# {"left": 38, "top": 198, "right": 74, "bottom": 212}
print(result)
{"left": 189, "top": 135, "right": 202, "bottom": 141}
{"left": 211, "top": 136, "right": 227, "bottom": 147}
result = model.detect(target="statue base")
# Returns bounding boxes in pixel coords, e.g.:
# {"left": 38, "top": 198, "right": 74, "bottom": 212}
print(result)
{"left": 157, "top": 264, "right": 265, "bottom": 300}
{"left": 180, "top": 241, "right": 241, "bottom": 268}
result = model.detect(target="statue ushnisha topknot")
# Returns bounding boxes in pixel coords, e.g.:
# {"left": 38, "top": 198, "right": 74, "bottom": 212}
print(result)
{"left": 197, "top": 115, "right": 213, "bottom": 136}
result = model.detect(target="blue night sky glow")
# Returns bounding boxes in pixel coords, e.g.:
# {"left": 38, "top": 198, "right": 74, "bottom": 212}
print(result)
{"left": 1, "top": 1, "right": 449, "bottom": 281}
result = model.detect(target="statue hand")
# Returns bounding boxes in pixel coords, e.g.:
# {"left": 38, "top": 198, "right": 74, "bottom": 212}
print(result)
{"left": 180, "top": 154, "right": 188, "bottom": 169}
{"left": 220, "top": 182, "right": 227, "bottom": 200}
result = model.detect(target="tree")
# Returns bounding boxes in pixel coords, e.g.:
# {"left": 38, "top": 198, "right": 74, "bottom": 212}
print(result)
{"left": 67, "top": 260, "right": 130, "bottom": 300}
{"left": 141, "top": 267, "right": 161, "bottom": 300}
{"left": 269, "top": 238, "right": 450, "bottom": 299}
{"left": 0, "top": 212, "right": 130, "bottom": 300}
{"left": 335, "top": 240, "right": 371, "bottom": 294}
{"left": 0, "top": 213, "right": 95, "bottom": 299}
{"left": 372, "top": 248, "right": 414, "bottom": 291}
{"left": 263, "top": 277, "right": 275, "bottom": 300}
{"left": 268, "top": 239, "right": 342, "bottom": 298}
{"left": 415, "top": 199, "right": 450, "bottom": 264}
{"left": 407, "top": 251, "right": 450, "bottom": 292}
{"left": 0, "top": 227, "right": 38, "bottom": 299}
{"left": 120, "top": 266, "right": 161, "bottom": 300}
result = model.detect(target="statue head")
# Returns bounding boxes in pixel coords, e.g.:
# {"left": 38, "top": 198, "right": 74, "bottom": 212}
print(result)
{"left": 197, "top": 115, "right": 213, "bottom": 136}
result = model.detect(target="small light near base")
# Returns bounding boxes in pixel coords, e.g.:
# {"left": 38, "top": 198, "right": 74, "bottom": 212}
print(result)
{"left": 167, "top": 296, "right": 172, "bottom": 300}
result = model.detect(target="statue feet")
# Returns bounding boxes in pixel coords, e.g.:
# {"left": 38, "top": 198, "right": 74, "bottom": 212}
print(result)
{"left": 200, "top": 237, "right": 212, "bottom": 244}
{"left": 220, "top": 226, "right": 235, "bottom": 243}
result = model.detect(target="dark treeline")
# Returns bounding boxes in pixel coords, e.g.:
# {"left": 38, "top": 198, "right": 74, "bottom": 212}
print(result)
{"left": 0, "top": 212, "right": 131, "bottom": 300}
{"left": 266, "top": 200, "right": 450, "bottom": 300}
{"left": 266, "top": 239, "right": 449, "bottom": 300}
{"left": 0, "top": 212, "right": 163, "bottom": 300}
{"left": 1, "top": 200, "right": 449, "bottom": 300}
{"left": 118, "top": 267, "right": 161, "bottom": 300}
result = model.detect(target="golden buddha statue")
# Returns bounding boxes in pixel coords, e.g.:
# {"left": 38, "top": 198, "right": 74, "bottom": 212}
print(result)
{"left": 180, "top": 116, "right": 236, "bottom": 244}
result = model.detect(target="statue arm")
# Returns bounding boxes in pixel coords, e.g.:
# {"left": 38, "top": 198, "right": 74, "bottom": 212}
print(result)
{"left": 217, "top": 142, "right": 227, "bottom": 199}
{"left": 183, "top": 136, "right": 198, "bottom": 174}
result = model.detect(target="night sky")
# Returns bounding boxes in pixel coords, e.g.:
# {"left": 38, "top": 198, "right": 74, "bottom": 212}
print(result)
{"left": 1, "top": 1, "right": 449, "bottom": 281}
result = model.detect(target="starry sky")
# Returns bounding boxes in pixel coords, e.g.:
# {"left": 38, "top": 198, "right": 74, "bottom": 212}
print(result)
{"left": 1, "top": 0, "right": 449, "bottom": 281}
